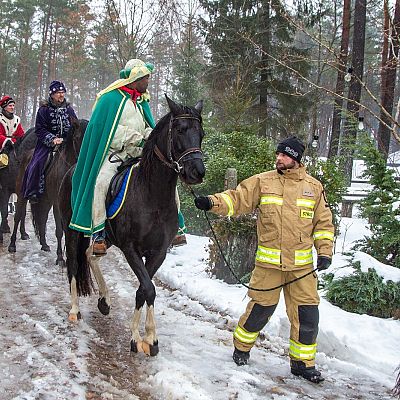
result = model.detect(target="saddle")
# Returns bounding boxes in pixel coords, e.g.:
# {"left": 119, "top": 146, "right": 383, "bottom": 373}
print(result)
{"left": 106, "top": 157, "right": 140, "bottom": 219}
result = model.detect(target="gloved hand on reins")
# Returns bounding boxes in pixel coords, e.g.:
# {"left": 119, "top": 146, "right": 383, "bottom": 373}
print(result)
{"left": 316, "top": 256, "right": 331, "bottom": 271}
{"left": 194, "top": 196, "right": 213, "bottom": 211}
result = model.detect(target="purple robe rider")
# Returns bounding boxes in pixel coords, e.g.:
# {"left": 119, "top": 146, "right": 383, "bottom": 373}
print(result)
{"left": 22, "top": 81, "right": 77, "bottom": 203}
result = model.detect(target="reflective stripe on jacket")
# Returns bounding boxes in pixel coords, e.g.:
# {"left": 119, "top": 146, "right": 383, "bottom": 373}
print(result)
{"left": 209, "top": 166, "right": 334, "bottom": 271}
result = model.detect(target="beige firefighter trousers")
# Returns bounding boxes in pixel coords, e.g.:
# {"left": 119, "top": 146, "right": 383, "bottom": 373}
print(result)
{"left": 234, "top": 266, "right": 320, "bottom": 367}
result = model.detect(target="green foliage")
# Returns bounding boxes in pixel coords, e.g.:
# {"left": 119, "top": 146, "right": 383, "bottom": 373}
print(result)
{"left": 355, "top": 135, "right": 400, "bottom": 268}
{"left": 198, "top": 0, "right": 312, "bottom": 136}
{"left": 323, "top": 261, "right": 400, "bottom": 318}
{"left": 305, "top": 156, "right": 347, "bottom": 233}
{"left": 179, "top": 127, "right": 275, "bottom": 235}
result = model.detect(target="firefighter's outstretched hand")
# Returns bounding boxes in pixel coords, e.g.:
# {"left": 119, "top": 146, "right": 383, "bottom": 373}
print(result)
{"left": 317, "top": 256, "right": 331, "bottom": 271}
{"left": 194, "top": 196, "right": 213, "bottom": 211}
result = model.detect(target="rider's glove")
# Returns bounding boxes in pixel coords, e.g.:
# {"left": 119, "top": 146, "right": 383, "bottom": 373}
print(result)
{"left": 317, "top": 256, "right": 331, "bottom": 271}
{"left": 194, "top": 196, "right": 213, "bottom": 211}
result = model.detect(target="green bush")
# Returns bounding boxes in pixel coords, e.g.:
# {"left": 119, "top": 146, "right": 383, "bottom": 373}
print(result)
{"left": 355, "top": 135, "right": 400, "bottom": 268}
{"left": 179, "top": 127, "right": 276, "bottom": 235}
{"left": 305, "top": 156, "right": 347, "bottom": 234}
{"left": 323, "top": 261, "right": 400, "bottom": 318}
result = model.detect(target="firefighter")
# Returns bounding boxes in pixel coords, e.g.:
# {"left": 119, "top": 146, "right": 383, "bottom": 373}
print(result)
{"left": 194, "top": 136, "right": 334, "bottom": 383}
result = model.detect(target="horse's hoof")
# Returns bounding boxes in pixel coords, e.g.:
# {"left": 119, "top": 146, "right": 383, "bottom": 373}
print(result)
{"left": 8, "top": 245, "right": 16, "bottom": 253}
{"left": 41, "top": 244, "right": 50, "bottom": 252}
{"left": 149, "top": 341, "right": 159, "bottom": 356}
{"left": 56, "top": 259, "right": 65, "bottom": 268}
{"left": 68, "top": 312, "right": 82, "bottom": 322}
{"left": 1, "top": 226, "right": 11, "bottom": 234}
{"left": 130, "top": 340, "right": 159, "bottom": 356}
{"left": 98, "top": 297, "right": 110, "bottom": 315}
{"left": 21, "top": 233, "right": 30, "bottom": 240}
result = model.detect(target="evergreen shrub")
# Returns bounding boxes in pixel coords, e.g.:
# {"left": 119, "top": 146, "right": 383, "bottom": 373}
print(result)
{"left": 355, "top": 135, "right": 400, "bottom": 268}
{"left": 323, "top": 261, "right": 400, "bottom": 318}
{"left": 179, "top": 127, "right": 275, "bottom": 235}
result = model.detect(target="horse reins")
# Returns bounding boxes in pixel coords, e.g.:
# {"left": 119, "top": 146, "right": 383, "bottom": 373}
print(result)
{"left": 184, "top": 184, "right": 319, "bottom": 292}
{"left": 154, "top": 114, "right": 203, "bottom": 174}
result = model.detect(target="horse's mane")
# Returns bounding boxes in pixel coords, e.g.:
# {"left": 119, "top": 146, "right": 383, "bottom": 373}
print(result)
{"left": 137, "top": 104, "right": 201, "bottom": 182}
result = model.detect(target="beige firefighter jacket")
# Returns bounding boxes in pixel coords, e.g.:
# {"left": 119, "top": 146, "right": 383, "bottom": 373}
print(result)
{"left": 209, "top": 166, "right": 334, "bottom": 271}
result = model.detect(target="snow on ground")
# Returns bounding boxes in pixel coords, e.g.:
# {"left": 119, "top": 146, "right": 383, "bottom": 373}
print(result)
{"left": 0, "top": 213, "right": 399, "bottom": 399}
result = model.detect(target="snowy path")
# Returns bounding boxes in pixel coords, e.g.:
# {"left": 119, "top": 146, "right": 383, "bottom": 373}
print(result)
{"left": 0, "top": 214, "right": 397, "bottom": 399}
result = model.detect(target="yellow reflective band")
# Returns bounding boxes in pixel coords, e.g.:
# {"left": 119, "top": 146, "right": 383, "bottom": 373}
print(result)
{"left": 221, "top": 193, "right": 234, "bottom": 217}
{"left": 300, "top": 209, "right": 314, "bottom": 219}
{"left": 256, "top": 245, "right": 281, "bottom": 265}
{"left": 289, "top": 339, "right": 317, "bottom": 360}
{"left": 260, "top": 196, "right": 283, "bottom": 206}
{"left": 313, "top": 230, "right": 334, "bottom": 241}
{"left": 295, "top": 248, "right": 313, "bottom": 266}
{"left": 296, "top": 198, "right": 316, "bottom": 209}
{"left": 233, "top": 325, "right": 259, "bottom": 344}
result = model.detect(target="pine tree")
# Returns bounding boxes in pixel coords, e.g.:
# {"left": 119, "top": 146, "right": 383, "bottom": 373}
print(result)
{"left": 357, "top": 135, "right": 400, "bottom": 268}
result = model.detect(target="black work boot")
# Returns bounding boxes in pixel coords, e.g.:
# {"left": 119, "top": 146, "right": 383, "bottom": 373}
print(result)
{"left": 290, "top": 360, "right": 324, "bottom": 383}
{"left": 233, "top": 348, "right": 250, "bottom": 366}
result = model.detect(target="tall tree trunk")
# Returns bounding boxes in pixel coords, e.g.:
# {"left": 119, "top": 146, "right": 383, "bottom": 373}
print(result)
{"left": 328, "top": 0, "right": 351, "bottom": 158}
{"left": 343, "top": 0, "right": 367, "bottom": 184}
{"left": 377, "top": 0, "right": 400, "bottom": 159}
{"left": 259, "top": 1, "right": 270, "bottom": 137}
{"left": 31, "top": 2, "right": 53, "bottom": 126}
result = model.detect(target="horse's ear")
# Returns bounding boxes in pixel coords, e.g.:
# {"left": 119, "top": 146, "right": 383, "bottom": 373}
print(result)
{"left": 194, "top": 100, "right": 203, "bottom": 114}
{"left": 165, "top": 94, "right": 181, "bottom": 116}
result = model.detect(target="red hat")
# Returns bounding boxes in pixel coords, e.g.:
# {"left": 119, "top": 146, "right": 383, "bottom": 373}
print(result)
{"left": 0, "top": 96, "right": 15, "bottom": 109}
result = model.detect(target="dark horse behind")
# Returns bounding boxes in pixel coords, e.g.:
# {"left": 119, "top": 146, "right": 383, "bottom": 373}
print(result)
{"left": 27, "top": 119, "right": 88, "bottom": 265}
{"left": 59, "top": 96, "right": 205, "bottom": 356}
{"left": 0, "top": 128, "right": 37, "bottom": 245}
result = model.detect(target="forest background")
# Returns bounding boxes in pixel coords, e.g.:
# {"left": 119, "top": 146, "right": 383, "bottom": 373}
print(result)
{"left": 2, "top": 0, "right": 400, "bottom": 166}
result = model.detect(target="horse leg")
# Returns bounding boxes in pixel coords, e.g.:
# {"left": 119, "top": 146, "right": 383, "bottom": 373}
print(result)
{"left": 124, "top": 249, "right": 160, "bottom": 356}
{"left": 53, "top": 205, "right": 65, "bottom": 266}
{"left": 86, "top": 246, "right": 111, "bottom": 315}
{"left": 32, "top": 202, "right": 51, "bottom": 252}
{"left": 8, "top": 199, "right": 24, "bottom": 252}
{"left": 0, "top": 192, "right": 10, "bottom": 234}
{"left": 19, "top": 199, "right": 29, "bottom": 240}
{"left": 68, "top": 276, "right": 81, "bottom": 322}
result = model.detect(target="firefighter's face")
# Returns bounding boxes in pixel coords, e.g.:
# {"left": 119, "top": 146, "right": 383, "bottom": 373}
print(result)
{"left": 275, "top": 152, "right": 297, "bottom": 171}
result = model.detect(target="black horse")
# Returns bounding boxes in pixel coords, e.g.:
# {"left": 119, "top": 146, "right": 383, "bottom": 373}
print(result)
{"left": 59, "top": 96, "right": 205, "bottom": 356}
{"left": 26, "top": 119, "right": 88, "bottom": 264}
{"left": 0, "top": 128, "right": 36, "bottom": 245}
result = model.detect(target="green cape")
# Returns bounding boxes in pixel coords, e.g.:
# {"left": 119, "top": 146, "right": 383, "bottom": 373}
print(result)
{"left": 69, "top": 89, "right": 154, "bottom": 235}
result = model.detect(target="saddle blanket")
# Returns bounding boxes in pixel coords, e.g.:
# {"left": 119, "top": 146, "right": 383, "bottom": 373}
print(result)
{"left": 106, "top": 165, "right": 134, "bottom": 219}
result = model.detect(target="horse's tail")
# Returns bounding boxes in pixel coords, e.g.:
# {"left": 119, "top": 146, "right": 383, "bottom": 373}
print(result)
{"left": 66, "top": 229, "right": 93, "bottom": 297}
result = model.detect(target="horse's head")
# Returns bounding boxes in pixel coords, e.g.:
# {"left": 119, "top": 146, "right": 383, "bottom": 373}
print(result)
{"left": 61, "top": 119, "right": 88, "bottom": 162}
{"left": 164, "top": 95, "right": 205, "bottom": 184}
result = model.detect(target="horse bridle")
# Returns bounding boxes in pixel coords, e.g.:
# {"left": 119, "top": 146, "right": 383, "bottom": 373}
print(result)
{"left": 154, "top": 114, "right": 203, "bottom": 174}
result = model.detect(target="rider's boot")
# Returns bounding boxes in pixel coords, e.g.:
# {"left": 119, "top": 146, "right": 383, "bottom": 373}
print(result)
{"left": 93, "top": 230, "right": 107, "bottom": 256}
